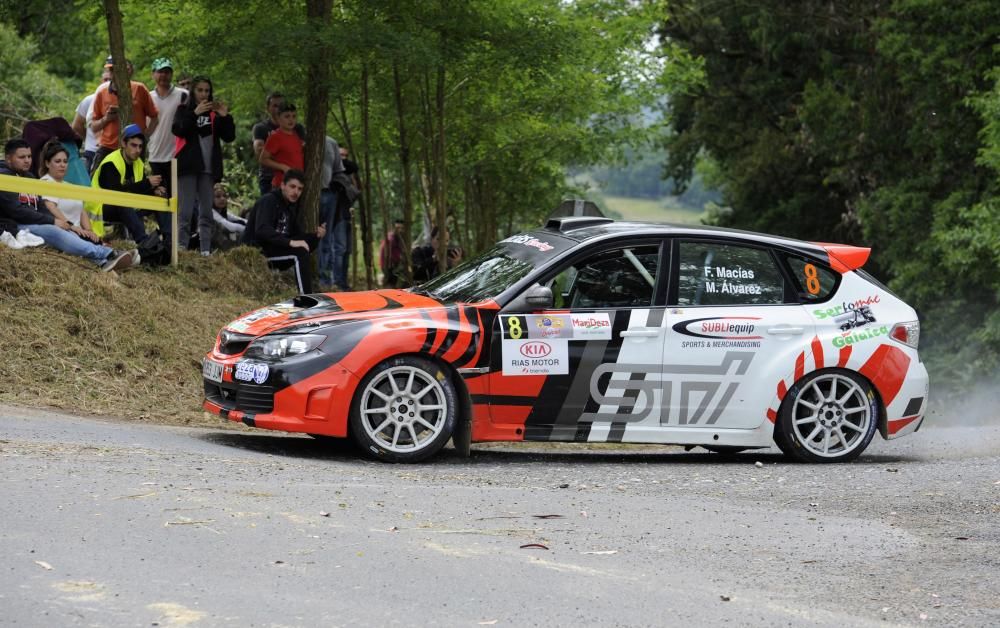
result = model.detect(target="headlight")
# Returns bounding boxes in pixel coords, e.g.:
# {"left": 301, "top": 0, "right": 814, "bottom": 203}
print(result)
{"left": 244, "top": 334, "right": 325, "bottom": 358}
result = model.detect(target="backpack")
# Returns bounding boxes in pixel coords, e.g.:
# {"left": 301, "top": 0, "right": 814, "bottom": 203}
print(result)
{"left": 137, "top": 230, "right": 171, "bottom": 266}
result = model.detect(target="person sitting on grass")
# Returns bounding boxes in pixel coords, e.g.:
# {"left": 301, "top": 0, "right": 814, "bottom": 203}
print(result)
{"left": 242, "top": 169, "right": 325, "bottom": 294}
{"left": 0, "top": 138, "right": 136, "bottom": 271}
{"left": 210, "top": 183, "right": 246, "bottom": 249}
{"left": 38, "top": 140, "right": 100, "bottom": 244}
{"left": 89, "top": 124, "right": 166, "bottom": 244}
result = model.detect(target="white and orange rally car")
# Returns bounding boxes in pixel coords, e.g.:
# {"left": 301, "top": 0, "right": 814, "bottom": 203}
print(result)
{"left": 203, "top": 217, "right": 928, "bottom": 463}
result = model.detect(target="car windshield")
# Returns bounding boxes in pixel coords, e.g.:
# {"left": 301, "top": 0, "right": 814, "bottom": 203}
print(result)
{"left": 416, "top": 231, "right": 575, "bottom": 302}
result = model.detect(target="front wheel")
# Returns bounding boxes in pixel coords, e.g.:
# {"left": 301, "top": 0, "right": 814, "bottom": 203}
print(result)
{"left": 350, "top": 356, "right": 457, "bottom": 463}
{"left": 775, "top": 369, "right": 879, "bottom": 463}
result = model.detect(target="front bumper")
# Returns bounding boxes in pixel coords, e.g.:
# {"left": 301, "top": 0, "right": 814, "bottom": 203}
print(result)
{"left": 201, "top": 350, "right": 361, "bottom": 437}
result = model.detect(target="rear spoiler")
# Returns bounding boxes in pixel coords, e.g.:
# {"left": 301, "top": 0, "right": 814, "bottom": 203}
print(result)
{"left": 812, "top": 242, "right": 871, "bottom": 273}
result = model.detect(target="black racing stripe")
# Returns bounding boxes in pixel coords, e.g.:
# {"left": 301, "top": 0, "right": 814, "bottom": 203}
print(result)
{"left": 472, "top": 309, "right": 498, "bottom": 369}
{"left": 903, "top": 396, "right": 923, "bottom": 416}
{"left": 435, "top": 306, "right": 463, "bottom": 357}
{"left": 524, "top": 424, "right": 551, "bottom": 441}
{"left": 474, "top": 394, "right": 537, "bottom": 406}
{"left": 524, "top": 311, "right": 624, "bottom": 440}
{"left": 646, "top": 308, "right": 665, "bottom": 328}
{"left": 380, "top": 296, "right": 407, "bottom": 310}
{"left": 574, "top": 421, "right": 592, "bottom": 442}
{"left": 608, "top": 369, "right": 646, "bottom": 443}
{"left": 456, "top": 306, "right": 482, "bottom": 368}
{"left": 419, "top": 310, "right": 436, "bottom": 353}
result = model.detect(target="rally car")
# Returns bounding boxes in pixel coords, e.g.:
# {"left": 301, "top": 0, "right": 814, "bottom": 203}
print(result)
{"left": 203, "top": 217, "right": 929, "bottom": 463}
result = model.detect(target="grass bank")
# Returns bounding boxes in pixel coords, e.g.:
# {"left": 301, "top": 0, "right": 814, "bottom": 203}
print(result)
{"left": 0, "top": 245, "right": 289, "bottom": 427}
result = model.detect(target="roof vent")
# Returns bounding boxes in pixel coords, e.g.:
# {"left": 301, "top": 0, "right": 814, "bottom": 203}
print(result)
{"left": 545, "top": 216, "right": 615, "bottom": 232}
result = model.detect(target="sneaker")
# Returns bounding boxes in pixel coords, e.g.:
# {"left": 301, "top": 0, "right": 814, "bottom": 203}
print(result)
{"left": 128, "top": 249, "right": 141, "bottom": 266}
{"left": 102, "top": 250, "right": 134, "bottom": 273}
{"left": 1, "top": 231, "right": 25, "bottom": 249}
{"left": 15, "top": 230, "right": 45, "bottom": 247}
{"left": 200, "top": 250, "right": 212, "bottom": 257}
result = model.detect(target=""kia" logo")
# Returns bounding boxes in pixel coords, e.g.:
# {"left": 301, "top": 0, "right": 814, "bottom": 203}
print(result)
{"left": 519, "top": 341, "right": 552, "bottom": 357}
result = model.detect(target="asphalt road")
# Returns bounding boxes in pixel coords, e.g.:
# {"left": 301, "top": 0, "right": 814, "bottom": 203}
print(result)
{"left": 1, "top": 405, "right": 998, "bottom": 627}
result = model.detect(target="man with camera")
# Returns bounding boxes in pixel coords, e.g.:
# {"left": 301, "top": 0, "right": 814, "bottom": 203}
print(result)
{"left": 88, "top": 57, "right": 159, "bottom": 176}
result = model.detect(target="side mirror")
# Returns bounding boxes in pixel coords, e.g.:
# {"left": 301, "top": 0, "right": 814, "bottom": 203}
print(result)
{"left": 506, "top": 283, "right": 553, "bottom": 312}
{"left": 525, "top": 284, "right": 553, "bottom": 309}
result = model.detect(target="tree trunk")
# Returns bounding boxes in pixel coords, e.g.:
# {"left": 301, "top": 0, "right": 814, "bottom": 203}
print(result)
{"left": 102, "top": 0, "right": 131, "bottom": 138}
{"left": 435, "top": 61, "right": 447, "bottom": 274}
{"left": 335, "top": 95, "right": 361, "bottom": 289}
{"left": 302, "top": 0, "right": 333, "bottom": 234}
{"left": 392, "top": 62, "right": 414, "bottom": 283}
{"left": 359, "top": 63, "right": 374, "bottom": 289}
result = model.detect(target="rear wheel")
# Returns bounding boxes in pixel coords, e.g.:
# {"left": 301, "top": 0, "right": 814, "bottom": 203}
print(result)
{"left": 775, "top": 369, "right": 878, "bottom": 463}
{"left": 349, "top": 356, "right": 457, "bottom": 463}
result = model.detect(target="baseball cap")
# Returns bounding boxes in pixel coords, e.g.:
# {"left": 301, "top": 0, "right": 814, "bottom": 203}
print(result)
{"left": 151, "top": 57, "right": 173, "bottom": 72}
{"left": 104, "top": 55, "right": 115, "bottom": 68}
{"left": 122, "top": 124, "right": 144, "bottom": 141}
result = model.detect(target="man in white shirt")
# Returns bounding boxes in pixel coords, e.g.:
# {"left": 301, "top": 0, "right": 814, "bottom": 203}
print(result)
{"left": 71, "top": 68, "right": 111, "bottom": 172}
{"left": 147, "top": 57, "right": 188, "bottom": 241}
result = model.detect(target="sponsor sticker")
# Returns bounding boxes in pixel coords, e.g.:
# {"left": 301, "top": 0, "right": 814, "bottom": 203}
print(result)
{"left": 831, "top": 325, "right": 888, "bottom": 349}
{"left": 570, "top": 313, "right": 612, "bottom": 339}
{"left": 813, "top": 294, "right": 880, "bottom": 320}
{"left": 672, "top": 317, "right": 763, "bottom": 348}
{"left": 234, "top": 361, "right": 270, "bottom": 384}
{"left": 500, "top": 234, "right": 555, "bottom": 252}
{"left": 501, "top": 313, "right": 609, "bottom": 340}
{"left": 502, "top": 339, "right": 569, "bottom": 375}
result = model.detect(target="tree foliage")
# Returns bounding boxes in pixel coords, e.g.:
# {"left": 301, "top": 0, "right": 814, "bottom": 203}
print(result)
{"left": 660, "top": 0, "right": 1000, "bottom": 389}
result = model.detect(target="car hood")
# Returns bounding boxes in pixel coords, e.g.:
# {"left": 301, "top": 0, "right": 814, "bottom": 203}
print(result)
{"left": 223, "top": 289, "right": 451, "bottom": 336}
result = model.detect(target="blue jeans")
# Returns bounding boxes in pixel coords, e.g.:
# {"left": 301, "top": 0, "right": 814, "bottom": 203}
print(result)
{"left": 333, "top": 218, "right": 352, "bottom": 289}
{"left": 20, "top": 223, "right": 113, "bottom": 266}
{"left": 317, "top": 190, "right": 337, "bottom": 286}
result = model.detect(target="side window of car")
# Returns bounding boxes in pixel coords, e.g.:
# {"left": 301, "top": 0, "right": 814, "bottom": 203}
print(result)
{"left": 676, "top": 241, "right": 785, "bottom": 306}
{"left": 781, "top": 253, "right": 839, "bottom": 302}
{"left": 548, "top": 245, "right": 660, "bottom": 309}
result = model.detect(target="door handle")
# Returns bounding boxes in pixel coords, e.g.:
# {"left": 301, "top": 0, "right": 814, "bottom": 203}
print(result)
{"left": 620, "top": 328, "right": 661, "bottom": 338}
{"left": 767, "top": 326, "right": 804, "bottom": 335}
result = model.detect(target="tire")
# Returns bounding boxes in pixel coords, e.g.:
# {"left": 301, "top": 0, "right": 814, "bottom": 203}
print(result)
{"left": 775, "top": 369, "right": 879, "bottom": 463}
{"left": 349, "top": 355, "right": 457, "bottom": 463}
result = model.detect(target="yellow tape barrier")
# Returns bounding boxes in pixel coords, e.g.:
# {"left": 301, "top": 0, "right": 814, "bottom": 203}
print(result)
{"left": 0, "top": 175, "right": 177, "bottom": 213}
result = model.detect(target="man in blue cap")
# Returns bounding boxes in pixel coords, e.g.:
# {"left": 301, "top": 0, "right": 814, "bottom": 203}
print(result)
{"left": 88, "top": 124, "right": 166, "bottom": 243}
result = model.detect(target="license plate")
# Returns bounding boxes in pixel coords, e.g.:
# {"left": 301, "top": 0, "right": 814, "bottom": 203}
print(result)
{"left": 203, "top": 358, "right": 223, "bottom": 383}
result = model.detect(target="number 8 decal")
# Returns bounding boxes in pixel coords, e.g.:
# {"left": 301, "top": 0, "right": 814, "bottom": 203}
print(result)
{"left": 507, "top": 316, "right": 523, "bottom": 339}
{"left": 803, "top": 263, "right": 821, "bottom": 295}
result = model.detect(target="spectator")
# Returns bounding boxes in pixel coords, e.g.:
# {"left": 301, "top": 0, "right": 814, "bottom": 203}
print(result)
{"left": 38, "top": 140, "right": 100, "bottom": 244}
{"left": 176, "top": 73, "right": 193, "bottom": 92}
{"left": 259, "top": 102, "right": 303, "bottom": 189}
{"left": 243, "top": 169, "right": 325, "bottom": 294}
{"left": 89, "top": 57, "right": 159, "bottom": 175}
{"left": 330, "top": 144, "right": 360, "bottom": 290}
{"left": 90, "top": 124, "right": 165, "bottom": 243}
{"left": 252, "top": 92, "right": 304, "bottom": 195}
{"left": 318, "top": 138, "right": 359, "bottom": 290}
{"left": 210, "top": 183, "right": 246, "bottom": 249}
{"left": 71, "top": 67, "right": 111, "bottom": 172}
{"left": 379, "top": 218, "right": 406, "bottom": 287}
{"left": 147, "top": 57, "right": 189, "bottom": 240}
{"left": 0, "top": 138, "right": 136, "bottom": 271}
{"left": 412, "top": 226, "right": 463, "bottom": 282}
{"left": 172, "top": 76, "right": 235, "bottom": 256}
